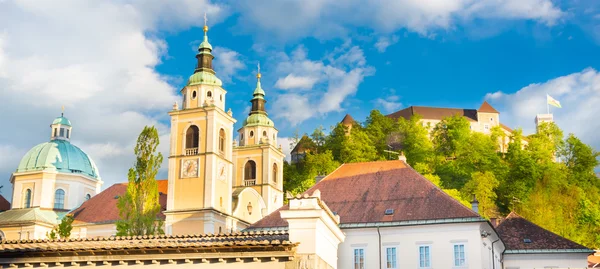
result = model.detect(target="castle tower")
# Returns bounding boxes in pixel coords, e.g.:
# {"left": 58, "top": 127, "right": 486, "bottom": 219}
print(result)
{"left": 535, "top": 114, "right": 554, "bottom": 132}
{"left": 164, "top": 21, "right": 238, "bottom": 235}
{"left": 232, "top": 67, "right": 284, "bottom": 221}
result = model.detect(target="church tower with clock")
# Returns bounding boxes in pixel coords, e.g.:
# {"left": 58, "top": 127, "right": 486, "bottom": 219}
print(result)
{"left": 164, "top": 21, "right": 284, "bottom": 235}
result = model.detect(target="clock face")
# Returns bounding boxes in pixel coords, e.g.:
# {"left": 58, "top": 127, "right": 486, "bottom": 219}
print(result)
{"left": 182, "top": 159, "right": 198, "bottom": 178}
{"left": 218, "top": 161, "right": 226, "bottom": 181}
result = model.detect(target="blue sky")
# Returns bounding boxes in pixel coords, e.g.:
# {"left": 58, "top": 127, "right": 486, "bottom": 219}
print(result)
{"left": 1, "top": 0, "right": 600, "bottom": 198}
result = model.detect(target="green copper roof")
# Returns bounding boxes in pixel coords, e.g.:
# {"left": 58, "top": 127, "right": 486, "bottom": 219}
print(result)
{"left": 0, "top": 208, "right": 59, "bottom": 225}
{"left": 52, "top": 116, "right": 71, "bottom": 126}
{"left": 17, "top": 140, "right": 100, "bottom": 180}
{"left": 188, "top": 71, "right": 222, "bottom": 87}
{"left": 243, "top": 113, "right": 275, "bottom": 127}
{"left": 199, "top": 31, "right": 213, "bottom": 51}
{"left": 253, "top": 80, "right": 265, "bottom": 99}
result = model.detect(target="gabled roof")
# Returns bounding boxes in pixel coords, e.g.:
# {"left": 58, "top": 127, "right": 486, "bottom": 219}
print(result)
{"left": 0, "top": 208, "right": 58, "bottom": 226}
{"left": 71, "top": 180, "right": 168, "bottom": 225}
{"left": 290, "top": 135, "right": 316, "bottom": 154}
{"left": 496, "top": 212, "right": 591, "bottom": 252}
{"left": 250, "top": 160, "right": 479, "bottom": 229}
{"left": 386, "top": 106, "right": 479, "bottom": 122}
{"left": 478, "top": 101, "right": 499, "bottom": 113}
{"left": 341, "top": 114, "right": 356, "bottom": 125}
{"left": 0, "top": 195, "right": 10, "bottom": 212}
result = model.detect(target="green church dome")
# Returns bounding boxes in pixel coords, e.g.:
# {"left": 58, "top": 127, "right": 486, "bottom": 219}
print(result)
{"left": 188, "top": 71, "right": 222, "bottom": 87}
{"left": 16, "top": 140, "right": 100, "bottom": 180}
{"left": 243, "top": 113, "right": 275, "bottom": 128}
{"left": 52, "top": 116, "right": 71, "bottom": 126}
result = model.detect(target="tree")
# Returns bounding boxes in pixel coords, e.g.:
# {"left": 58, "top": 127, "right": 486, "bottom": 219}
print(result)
{"left": 47, "top": 215, "right": 74, "bottom": 239}
{"left": 560, "top": 134, "right": 600, "bottom": 187}
{"left": 431, "top": 115, "right": 470, "bottom": 158}
{"left": 323, "top": 123, "right": 349, "bottom": 161}
{"left": 116, "top": 126, "right": 164, "bottom": 236}
{"left": 310, "top": 126, "right": 326, "bottom": 153}
{"left": 462, "top": 172, "right": 499, "bottom": 219}
{"left": 340, "top": 126, "right": 379, "bottom": 163}
{"left": 396, "top": 114, "right": 434, "bottom": 166}
{"left": 283, "top": 151, "right": 340, "bottom": 196}
{"left": 364, "top": 110, "right": 396, "bottom": 157}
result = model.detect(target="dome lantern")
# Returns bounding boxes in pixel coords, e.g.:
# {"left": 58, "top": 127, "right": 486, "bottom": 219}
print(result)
{"left": 50, "top": 110, "right": 73, "bottom": 141}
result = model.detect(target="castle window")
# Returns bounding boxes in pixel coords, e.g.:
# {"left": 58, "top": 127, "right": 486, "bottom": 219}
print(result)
{"left": 54, "top": 189, "right": 65, "bottom": 209}
{"left": 490, "top": 117, "right": 494, "bottom": 122}
{"left": 219, "top": 128, "right": 225, "bottom": 152}
{"left": 24, "top": 189, "right": 32, "bottom": 208}
{"left": 185, "top": 126, "right": 200, "bottom": 155}
{"left": 273, "top": 163, "right": 278, "bottom": 183}
{"left": 244, "top": 161, "right": 257, "bottom": 186}
{"left": 192, "top": 90, "right": 197, "bottom": 99}
{"left": 207, "top": 91, "right": 212, "bottom": 98}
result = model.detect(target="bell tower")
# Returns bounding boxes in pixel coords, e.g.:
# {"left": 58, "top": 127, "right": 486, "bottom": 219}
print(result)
{"left": 164, "top": 19, "right": 237, "bottom": 235}
{"left": 232, "top": 66, "right": 285, "bottom": 220}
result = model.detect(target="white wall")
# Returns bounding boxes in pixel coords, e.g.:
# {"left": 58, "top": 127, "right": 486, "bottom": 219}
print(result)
{"left": 338, "top": 222, "right": 503, "bottom": 269}
{"left": 503, "top": 253, "right": 589, "bottom": 269}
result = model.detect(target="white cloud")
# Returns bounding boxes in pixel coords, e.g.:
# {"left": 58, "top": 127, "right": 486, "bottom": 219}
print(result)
{"left": 275, "top": 74, "right": 319, "bottom": 90}
{"left": 486, "top": 68, "right": 600, "bottom": 150}
{"left": 373, "top": 95, "right": 403, "bottom": 113}
{"left": 232, "top": 0, "right": 564, "bottom": 40}
{"left": 270, "top": 44, "right": 374, "bottom": 126}
{"left": 277, "top": 137, "right": 294, "bottom": 162}
{"left": 375, "top": 35, "right": 399, "bottom": 53}
{"left": 0, "top": 0, "right": 224, "bottom": 199}
{"left": 213, "top": 47, "right": 245, "bottom": 83}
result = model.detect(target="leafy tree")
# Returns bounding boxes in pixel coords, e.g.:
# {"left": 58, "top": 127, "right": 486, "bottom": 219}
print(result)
{"left": 116, "top": 126, "right": 164, "bottom": 236}
{"left": 396, "top": 114, "right": 434, "bottom": 166}
{"left": 323, "top": 123, "right": 349, "bottom": 161}
{"left": 311, "top": 126, "right": 326, "bottom": 153}
{"left": 283, "top": 151, "right": 339, "bottom": 196}
{"left": 364, "top": 110, "right": 396, "bottom": 156}
{"left": 462, "top": 172, "right": 499, "bottom": 219}
{"left": 560, "top": 134, "right": 600, "bottom": 186}
{"left": 340, "top": 126, "right": 379, "bottom": 163}
{"left": 47, "top": 215, "right": 74, "bottom": 239}
{"left": 431, "top": 115, "right": 470, "bottom": 158}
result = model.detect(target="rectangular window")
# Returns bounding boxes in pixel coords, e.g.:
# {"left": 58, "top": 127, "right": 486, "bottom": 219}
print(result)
{"left": 484, "top": 124, "right": 490, "bottom": 130}
{"left": 386, "top": 247, "right": 397, "bottom": 268}
{"left": 353, "top": 248, "right": 365, "bottom": 269}
{"left": 419, "top": 245, "right": 431, "bottom": 268}
{"left": 59, "top": 128, "right": 65, "bottom": 137}
{"left": 454, "top": 244, "right": 466, "bottom": 266}
{"left": 66, "top": 129, "right": 70, "bottom": 139}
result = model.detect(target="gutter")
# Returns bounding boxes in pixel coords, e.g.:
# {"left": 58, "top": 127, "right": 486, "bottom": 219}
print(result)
{"left": 491, "top": 239, "right": 500, "bottom": 269}
{"left": 377, "top": 226, "right": 382, "bottom": 269}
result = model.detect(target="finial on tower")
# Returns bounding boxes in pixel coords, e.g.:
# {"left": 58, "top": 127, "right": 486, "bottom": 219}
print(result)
{"left": 203, "top": 12, "right": 208, "bottom": 33}
{"left": 61, "top": 105, "right": 65, "bottom": 117}
{"left": 256, "top": 62, "right": 261, "bottom": 79}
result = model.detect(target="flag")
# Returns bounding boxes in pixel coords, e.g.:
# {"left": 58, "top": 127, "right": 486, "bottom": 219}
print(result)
{"left": 547, "top": 94, "right": 562, "bottom": 108}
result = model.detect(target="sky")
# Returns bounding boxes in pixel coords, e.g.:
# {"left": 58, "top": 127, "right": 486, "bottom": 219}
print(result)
{"left": 1, "top": 0, "right": 600, "bottom": 200}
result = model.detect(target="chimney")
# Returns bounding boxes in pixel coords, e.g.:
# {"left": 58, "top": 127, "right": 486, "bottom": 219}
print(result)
{"left": 398, "top": 153, "right": 407, "bottom": 162}
{"left": 471, "top": 195, "right": 479, "bottom": 214}
{"left": 490, "top": 218, "right": 498, "bottom": 227}
{"left": 281, "top": 190, "right": 345, "bottom": 269}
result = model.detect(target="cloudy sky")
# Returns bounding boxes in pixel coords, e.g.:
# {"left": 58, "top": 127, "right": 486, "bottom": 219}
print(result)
{"left": 1, "top": 0, "right": 599, "bottom": 200}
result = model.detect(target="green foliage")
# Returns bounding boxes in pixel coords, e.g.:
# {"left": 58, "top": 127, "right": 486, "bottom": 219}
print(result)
{"left": 283, "top": 110, "right": 600, "bottom": 248}
{"left": 116, "top": 126, "right": 164, "bottom": 236}
{"left": 47, "top": 215, "right": 74, "bottom": 239}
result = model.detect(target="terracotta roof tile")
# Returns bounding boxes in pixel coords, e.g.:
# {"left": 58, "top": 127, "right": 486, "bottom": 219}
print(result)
{"left": 0, "top": 195, "right": 10, "bottom": 211}
{"left": 386, "top": 106, "right": 479, "bottom": 122}
{"left": 0, "top": 231, "right": 292, "bottom": 254}
{"left": 71, "top": 180, "right": 168, "bottom": 224}
{"left": 496, "top": 212, "right": 590, "bottom": 251}
{"left": 478, "top": 101, "right": 499, "bottom": 113}
{"left": 251, "top": 160, "right": 479, "bottom": 228}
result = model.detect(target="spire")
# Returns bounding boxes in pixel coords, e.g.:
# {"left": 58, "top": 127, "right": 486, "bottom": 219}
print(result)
{"left": 249, "top": 63, "right": 267, "bottom": 116}
{"left": 194, "top": 12, "right": 214, "bottom": 74}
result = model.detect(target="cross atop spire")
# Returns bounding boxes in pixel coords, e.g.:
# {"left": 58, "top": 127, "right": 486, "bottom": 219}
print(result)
{"left": 257, "top": 62, "right": 261, "bottom": 79}
{"left": 203, "top": 12, "right": 209, "bottom": 33}
{"left": 61, "top": 105, "right": 65, "bottom": 117}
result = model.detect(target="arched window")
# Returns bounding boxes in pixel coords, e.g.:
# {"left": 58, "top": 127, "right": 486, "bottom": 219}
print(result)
{"left": 85, "top": 194, "right": 91, "bottom": 201}
{"left": 207, "top": 91, "right": 212, "bottom": 98}
{"left": 185, "top": 126, "right": 199, "bottom": 155}
{"left": 263, "top": 131, "right": 267, "bottom": 137}
{"left": 23, "top": 189, "right": 32, "bottom": 208}
{"left": 54, "top": 189, "right": 65, "bottom": 209}
{"left": 273, "top": 163, "right": 278, "bottom": 183}
{"left": 244, "top": 161, "right": 256, "bottom": 181}
{"left": 219, "top": 129, "right": 225, "bottom": 152}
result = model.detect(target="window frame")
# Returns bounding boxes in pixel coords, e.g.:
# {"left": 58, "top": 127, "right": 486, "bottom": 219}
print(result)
{"left": 54, "top": 189, "right": 66, "bottom": 209}
{"left": 23, "top": 189, "right": 32, "bottom": 208}
{"left": 352, "top": 247, "right": 365, "bottom": 269}
{"left": 484, "top": 124, "right": 490, "bottom": 131}
{"left": 385, "top": 246, "right": 397, "bottom": 269}
{"left": 453, "top": 243, "right": 467, "bottom": 267}
{"left": 418, "top": 244, "right": 432, "bottom": 269}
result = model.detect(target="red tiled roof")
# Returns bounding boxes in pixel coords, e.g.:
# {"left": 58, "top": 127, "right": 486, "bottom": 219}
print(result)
{"left": 386, "top": 106, "right": 479, "bottom": 122}
{"left": 0, "top": 195, "right": 10, "bottom": 211}
{"left": 478, "top": 101, "right": 499, "bottom": 113}
{"left": 496, "top": 212, "right": 590, "bottom": 251}
{"left": 71, "top": 180, "right": 168, "bottom": 224}
{"left": 251, "top": 160, "right": 479, "bottom": 228}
